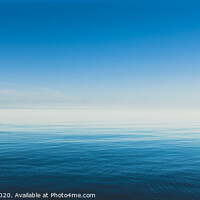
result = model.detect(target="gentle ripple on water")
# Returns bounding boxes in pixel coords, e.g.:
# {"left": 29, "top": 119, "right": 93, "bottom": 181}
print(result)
{"left": 0, "top": 123, "right": 200, "bottom": 200}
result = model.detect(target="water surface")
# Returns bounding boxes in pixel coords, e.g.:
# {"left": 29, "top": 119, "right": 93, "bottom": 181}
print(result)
{"left": 0, "top": 123, "right": 200, "bottom": 200}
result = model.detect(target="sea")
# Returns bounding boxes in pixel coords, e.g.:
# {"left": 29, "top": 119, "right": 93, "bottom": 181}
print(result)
{"left": 0, "top": 109, "right": 200, "bottom": 199}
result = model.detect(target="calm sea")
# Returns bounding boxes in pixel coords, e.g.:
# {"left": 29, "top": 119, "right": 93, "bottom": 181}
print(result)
{"left": 0, "top": 123, "right": 200, "bottom": 200}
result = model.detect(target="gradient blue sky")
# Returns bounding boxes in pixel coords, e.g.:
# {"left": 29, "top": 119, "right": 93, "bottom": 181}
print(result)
{"left": 0, "top": 0, "right": 200, "bottom": 108}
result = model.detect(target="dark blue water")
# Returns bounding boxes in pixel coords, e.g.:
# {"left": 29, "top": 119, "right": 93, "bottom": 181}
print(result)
{"left": 0, "top": 124, "right": 200, "bottom": 200}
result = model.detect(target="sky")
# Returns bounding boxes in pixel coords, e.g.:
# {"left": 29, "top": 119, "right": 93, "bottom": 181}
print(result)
{"left": 0, "top": 0, "right": 200, "bottom": 109}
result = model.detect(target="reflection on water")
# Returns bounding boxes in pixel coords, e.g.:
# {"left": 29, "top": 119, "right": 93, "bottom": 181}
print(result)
{"left": 0, "top": 123, "right": 200, "bottom": 200}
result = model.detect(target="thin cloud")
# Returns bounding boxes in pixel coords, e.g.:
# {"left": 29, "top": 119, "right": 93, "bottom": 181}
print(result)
{"left": 0, "top": 82, "right": 73, "bottom": 108}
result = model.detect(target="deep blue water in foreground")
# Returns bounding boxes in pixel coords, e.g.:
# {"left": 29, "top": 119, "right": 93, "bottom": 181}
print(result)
{"left": 0, "top": 123, "right": 200, "bottom": 200}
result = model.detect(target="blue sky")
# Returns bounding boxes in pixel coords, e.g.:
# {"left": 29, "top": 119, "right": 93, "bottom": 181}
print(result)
{"left": 0, "top": 0, "right": 200, "bottom": 109}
